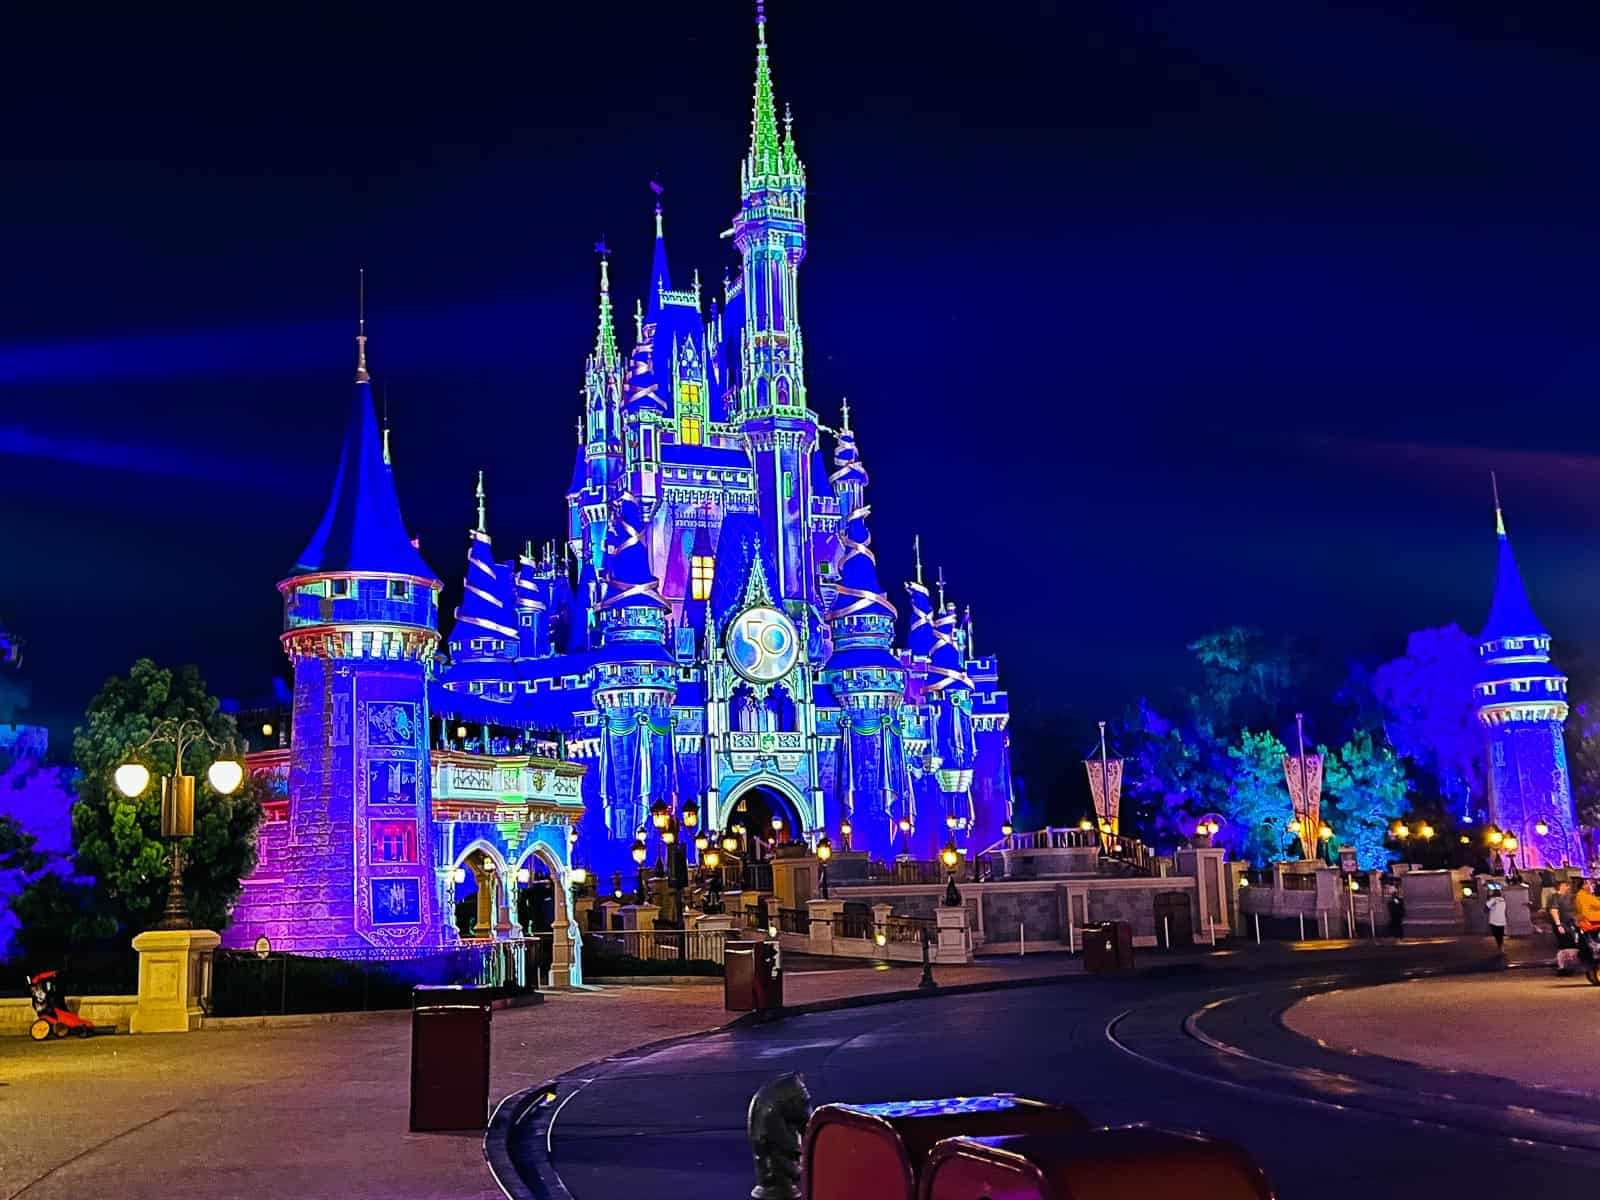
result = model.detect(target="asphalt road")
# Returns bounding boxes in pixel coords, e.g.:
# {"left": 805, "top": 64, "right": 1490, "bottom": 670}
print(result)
{"left": 520, "top": 951, "right": 1589, "bottom": 1198}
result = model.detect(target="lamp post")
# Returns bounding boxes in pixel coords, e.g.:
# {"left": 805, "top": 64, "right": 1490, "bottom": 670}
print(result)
{"left": 940, "top": 841, "right": 961, "bottom": 907}
{"left": 839, "top": 817, "right": 853, "bottom": 854}
{"left": 631, "top": 837, "right": 648, "bottom": 904}
{"left": 898, "top": 816, "right": 912, "bottom": 858}
{"left": 114, "top": 718, "right": 244, "bottom": 930}
{"left": 816, "top": 835, "right": 832, "bottom": 900}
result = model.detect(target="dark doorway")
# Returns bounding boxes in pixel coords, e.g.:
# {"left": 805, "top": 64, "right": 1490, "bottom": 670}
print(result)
{"left": 1153, "top": 892, "right": 1194, "bottom": 948}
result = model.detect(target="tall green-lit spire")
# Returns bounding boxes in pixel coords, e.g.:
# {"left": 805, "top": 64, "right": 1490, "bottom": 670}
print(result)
{"left": 748, "top": 1, "right": 782, "bottom": 180}
{"left": 593, "top": 242, "right": 619, "bottom": 368}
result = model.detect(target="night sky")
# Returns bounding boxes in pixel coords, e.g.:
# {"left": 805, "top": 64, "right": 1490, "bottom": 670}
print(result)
{"left": 5, "top": 1, "right": 1600, "bottom": 771}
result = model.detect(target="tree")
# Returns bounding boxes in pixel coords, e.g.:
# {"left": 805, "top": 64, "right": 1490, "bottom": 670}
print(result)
{"left": 1372, "top": 625, "right": 1482, "bottom": 818}
{"left": 1115, "top": 699, "right": 1225, "bottom": 847}
{"left": 1321, "top": 730, "right": 1410, "bottom": 870}
{"left": 1224, "top": 729, "right": 1294, "bottom": 866}
{"left": 70, "top": 660, "right": 263, "bottom": 935}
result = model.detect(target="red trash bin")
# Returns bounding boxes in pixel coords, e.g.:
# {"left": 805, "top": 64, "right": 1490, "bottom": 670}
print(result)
{"left": 409, "top": 985, "right": 493, "bottom": 1131}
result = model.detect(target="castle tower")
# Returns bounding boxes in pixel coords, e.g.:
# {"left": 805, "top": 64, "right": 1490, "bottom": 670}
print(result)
{"left": 822, "top": 411, "right": 903, "bottom": 857}
{"left": 1473, "top": 493, "right": 1580, "bottom": 869}
{"left": 591, "top": 491, "right": 677, "bottom": 857}
{"left": 568, "top": 253, "right": 624, "bottom": 573}
{"left": 444, "top": 471, "right": 518, "bottom": 687}
{"left": 733, "top": 4, "right": 817, "bottom": 605}
{"left": 926, "top": 598, "right": 977, "bottom": 849}
{"left": 231, "top": 325, "right": 445, "bottom": 955}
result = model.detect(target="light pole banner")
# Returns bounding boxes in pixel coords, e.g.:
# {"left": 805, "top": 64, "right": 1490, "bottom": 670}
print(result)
{"left": 1083, "top": 758, "right": 1124, "bottom": 835}
{"left": 1281, "top": 754, "right": 1324, "bottom": 860}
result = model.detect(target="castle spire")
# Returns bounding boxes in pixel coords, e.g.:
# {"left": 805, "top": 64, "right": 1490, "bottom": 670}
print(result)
{"left": 748, "top": 1, "right": 782, "bottom": 180}
{"left": 593, "top": 240, "right": 618, "bottom": 367}
{"left": 647, "top": 193, "right": 673, "bottom": 321}
{"left": 355, "top": 267, "right": 369, "bottom": 383}
{"left": 905, "top": 534, "right": 936, "bottom": 661}
{"left": 913, "top": 533, "right": 922, "bottom": 585}
{"left": 475, "top": 469, "right": 487, "bottom": 535}
{"left": 1481, "top": 477, "right": 1547, "bottom": 641}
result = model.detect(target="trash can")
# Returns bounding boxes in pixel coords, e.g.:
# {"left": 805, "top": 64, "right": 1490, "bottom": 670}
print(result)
{"left": 1083, "top": 921, "right": 1134, "bottom": 974}
{"left": 410, "top": 985, "right": 493, "bottom": 1131}
{"left": 725, "top": 939, "right": 784, "bottom": 1012}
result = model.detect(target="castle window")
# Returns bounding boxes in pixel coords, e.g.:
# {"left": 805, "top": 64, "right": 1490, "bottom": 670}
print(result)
{"left": 1511, "top": 681, "right": 1530, "bottom": 693}
{"left": 680, "top": 382, "right": 701, "bottom": 410}
{"left": 331, "top": 578, "right": 352, "bottom": 598}
{"left": 1505, "top": 639, "right": 1521, "bottom": 650}
{"left": 389, "top": 580, "right": 410, "bottom": 601}
{"left": 361, "top": 632, "right": 374, "bottom": 656}
{"left": 680, "top": 416, "right": 703, "bottom": 446}
{"left": 691, "top": 554, "right": 715, "bottom": 601}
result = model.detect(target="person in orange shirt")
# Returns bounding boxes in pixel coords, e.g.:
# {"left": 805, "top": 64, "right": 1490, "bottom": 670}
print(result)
{"left": 1573, "top": 879, "right": 1600, "bottom": 932}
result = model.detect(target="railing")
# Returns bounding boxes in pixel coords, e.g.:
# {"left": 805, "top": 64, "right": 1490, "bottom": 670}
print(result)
{"left": 833, "top": 909, "right": 875, "bottom": 941}
{"left": 883, "top": 914, "right": 934, "bottom": 945}
{"left": 1282, "top": 872, "right": 1318, "bottom": 892}
{"left": 863, "top": 859, "right": 967, "bottom": 886}
{"left": 583, "top": 928, "right": 731, "bottom": 965}
{"left": 1003, "top": 827, "right": 1103, "bottom": 851}
{"left": 776, "top": 908, "right": 811, "bottom": 935}
{"left": 211, "top": 937, "right": 542, "bottom": 1017}
{"left": 743, "top": 861, "right": 774, "bottom": 893}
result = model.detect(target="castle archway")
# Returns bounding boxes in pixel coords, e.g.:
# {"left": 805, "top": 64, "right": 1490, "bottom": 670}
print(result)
{"left": 719, "top": 776, "right": 813, "bottom": 848}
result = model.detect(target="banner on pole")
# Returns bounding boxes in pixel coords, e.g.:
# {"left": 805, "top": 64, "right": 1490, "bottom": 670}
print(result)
{"left": 1083, "top": 758, "right": 1124, "bottom": 835}
{"left": 1281, "top": 753, "right": 1324, "bottom": 860}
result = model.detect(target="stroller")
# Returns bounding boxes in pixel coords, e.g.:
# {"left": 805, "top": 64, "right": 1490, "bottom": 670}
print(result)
{"left": 1575, "top": 927, "right": 1600, "bottom": 986}
{"left": 27, "top": 970, "right": 96, "bottom": 1040}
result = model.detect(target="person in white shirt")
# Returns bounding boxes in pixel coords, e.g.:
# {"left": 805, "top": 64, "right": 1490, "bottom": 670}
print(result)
{"left": 1485, "top": 887, "right": 1507, "bottom": 953}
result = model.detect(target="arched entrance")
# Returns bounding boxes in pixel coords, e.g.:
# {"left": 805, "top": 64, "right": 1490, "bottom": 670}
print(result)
{"left": 512, "top": 842, "right": 580, "bottom": 988}
{"left": 718, "top": 777, "right": 812, "bottom": 853}
{"left": 450, "top": 842, "right": 510, "bottom": 940}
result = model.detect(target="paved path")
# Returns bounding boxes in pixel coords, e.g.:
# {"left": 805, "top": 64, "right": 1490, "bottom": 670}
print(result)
{"left": 530, "top": 943, "right": 1586, "bottom": 1200}
{"left": 1284, "top": 969, "right": 1600, "bottom": 1097}
{"left": 0, "top": 986, "right": 724, "bottom": 1200}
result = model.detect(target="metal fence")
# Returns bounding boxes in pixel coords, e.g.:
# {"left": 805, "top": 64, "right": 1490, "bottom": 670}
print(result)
{"left": 583, "top": 928, "right": 731, "bottom": 965}
{"left": 833, "top": 909, "right": 874, "bottom": 941}
{"left": 776, "top": 908, "right": 811, "bottom": 935}
{"left": 883, "top": 914, "right": 934, "bottom": 945}
{"left": 210, "top": 938, "right": 541, "bottom": 1017}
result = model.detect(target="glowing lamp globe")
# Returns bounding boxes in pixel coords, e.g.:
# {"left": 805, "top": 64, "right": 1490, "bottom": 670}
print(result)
{"left": 452, "top": 867, "right": 466, "bottom": 884}
{"left": 631, "top": 840, "right": 648, "bottom": 866}
{"left": 1504, "top": 835, "right": 1519, "bottom": 852}
{"left": 261, "top": 722, "right": 274, "bottom": 737}
{"left": 113, "top": 762, "right": 151, "bottom": 798}
{"left": 839, "top": 818, "right": 852, "bottom": 838}
{"left": 650, "top": 799, "right": 670, "bottom": 830}
{"left": 771, "top": 816, "right": 784, "bottom": 832}
{"left": 1078, "top": 818, "right": 1093, "bottom": 832}
{"left": 481, "top": 858, "right": 496, "bottom": 872}
{"left": 874, "top": 931, "right": 887, "bottom": 948}
{"left": 207, "top": 758, "right": 244, "bottom": 796}
{"left": 1488, "top": 830, "right": 1504, "bottom": 847}
{"left": 767, "top": 925, "right": 778, "bottom": 939}
{"left": 816, "top": 837, "right": 832, "bottom": 862}
{"left": 663, "top": 828, "right": 676, "bottom": 845}
{"left": 1420, "top": 824, "right": 1434, "bottom": 840}
{"left": 1001, "top": 821, "right": 1014, "bottom": 837}
{"left": 1459, "top": 835, "right": 1470, "bottom": 845}
{"left": 940, "top": 846, "right": 958, "bottom": 869}
{"left": 898, "top": 817, "right": 911, "bottom": 833}
{"left": 1391, "top": 822, "right": 1407, "bottom": 839}
{"left": 1238, "top": 877, "right": 1251, "bottom": 888}
{"left": 722, "top": 833, "right": 739, "bottom": 853}
{"left": 681, "top": 799, "right": 699, "bottom": 828}
{"left": 570, "top": 867, "right": 588, "bottom": 886}
{"left": 1536, "top": 820, "right": 1550, "bottom": 836}
{"left": 704, "top": 849, "right": 721, "bottom": 869}
{"left": 516, "top": 867, "right": 530, "bottom": 884}
{"left": 1287, "top": 818, "right": 1302, "bottom": 834}
{"left": 455, "top": 725, "right": 468, "bottom": 739}
{"left": 695, "top": 833, "right": 709, "bottom": 852}
{"left": 946, "top": 814, "right": 958, "bottom": 830}
{"left": 1317, "top": 825, "right": 1333, "bottom": 841}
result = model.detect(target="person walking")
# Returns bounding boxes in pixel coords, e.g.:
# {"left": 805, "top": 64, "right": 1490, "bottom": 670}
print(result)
{"left": 1575, "top": 878, "right": 1600, "bottom": 933}
{"left": 1485, "top": 885, "right": 1507, "bottom": 953}
{"left": 1386, "top": 887, "right": 1405, "bottom": 939}
{"left": 1548, "top": 880, "right": 1579, "bottom": 974}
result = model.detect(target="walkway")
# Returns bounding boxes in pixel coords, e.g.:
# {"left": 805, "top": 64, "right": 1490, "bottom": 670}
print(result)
{"left": 1284, "top": 969, "right": 1599, "bottom": 1097}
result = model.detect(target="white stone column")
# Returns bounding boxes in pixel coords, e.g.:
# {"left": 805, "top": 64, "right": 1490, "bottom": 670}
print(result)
{"left": 130, "top": 929, "right": 221, "bottom": 1034}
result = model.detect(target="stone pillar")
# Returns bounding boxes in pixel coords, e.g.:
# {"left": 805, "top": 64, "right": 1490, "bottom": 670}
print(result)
{"left": 130, "top": 928, "right": 221, "bottom": 1034}
{"left": 472, "top": 864, "right": 494, "bottom": 937}
{"left": 807, "top": 899, "right": 843, "bottom": 956}
{"left": 622, "top": 903, "right": 659, "bottom": 932}
{"left": 495, "top": 874, "right": 515, "bottom": 938}
{"left": 696, "top": 912, "right": 736, "bottom": 933}
{"left": 600, "top": 899, "right": 622, "bottom": 931}
{"left": 871, "top": 903, "right": 894, "bottom": 949}
{"left": 934, "top": 905, "right": 971, "bottom": 964}
{"left": 573, "top": 893, "right": 596, "bottom": 933}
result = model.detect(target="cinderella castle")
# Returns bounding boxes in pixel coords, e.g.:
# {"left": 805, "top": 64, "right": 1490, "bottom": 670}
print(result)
{"left": 224, "top": 6, "right": 1013, "bottom": 966}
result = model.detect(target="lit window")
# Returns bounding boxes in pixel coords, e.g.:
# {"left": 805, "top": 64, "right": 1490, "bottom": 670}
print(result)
{"left": 680, "top": 382, "right": 701, "bottom": 408}
{"left": 331, "top": 578, "right": 352, "bottom": 598}
{"left": 691, "top": 555, "right": 715, "bottom": 601}
{"left": 681, "top": 417, "right": 703, "bottom": 445}
{"left": 389, "top": 580, "right": 410, "bottom": 600}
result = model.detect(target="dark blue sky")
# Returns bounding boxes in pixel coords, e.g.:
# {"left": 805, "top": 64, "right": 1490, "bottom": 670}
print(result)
{"left": 4, "top": 1, "right": 1600, "bottom": 754}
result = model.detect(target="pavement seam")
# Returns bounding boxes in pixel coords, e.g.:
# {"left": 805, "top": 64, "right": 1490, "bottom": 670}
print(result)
{"left": 5, "top": 1106, "right": 181, "bottom": 1200}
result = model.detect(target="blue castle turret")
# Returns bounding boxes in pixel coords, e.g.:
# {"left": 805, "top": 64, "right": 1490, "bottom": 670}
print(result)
{"left": 1473, "top": 492, "right": 1580, "bottom": 869}
{"left": 822, "top": 405, "right": 904, "bottom": 858}
{"left": 227, "top": 324, "right": 446, "bottom": 956}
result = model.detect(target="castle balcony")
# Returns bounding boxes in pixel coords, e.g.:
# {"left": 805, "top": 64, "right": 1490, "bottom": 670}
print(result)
{"left": 430, "top": 750, "right": 586, "bottom": 824}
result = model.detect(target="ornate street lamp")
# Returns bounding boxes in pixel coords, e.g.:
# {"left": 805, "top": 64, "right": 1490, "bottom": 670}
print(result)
{"left": 681, "top": 798, "right": 699, "bottom": 829}
{"left": 631, "top": 838, "right": 648, "bottom": 903}
{"left": 1001, "top": 819, "right": 1014, "bottom": 838}
{"left": 816, "top": 836, "right": 832, "bottom": 899}
{"left": 940, "top": 841, "right": 961, "bottom": 907}
{"left": 839, "top": 817, "right": 853, "bottom": 853}
{"left": 114, "top": 718, "right": 244, "bottom": 930}
{"left": 650, "top": 799, "right": 671, "bottom": 831}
